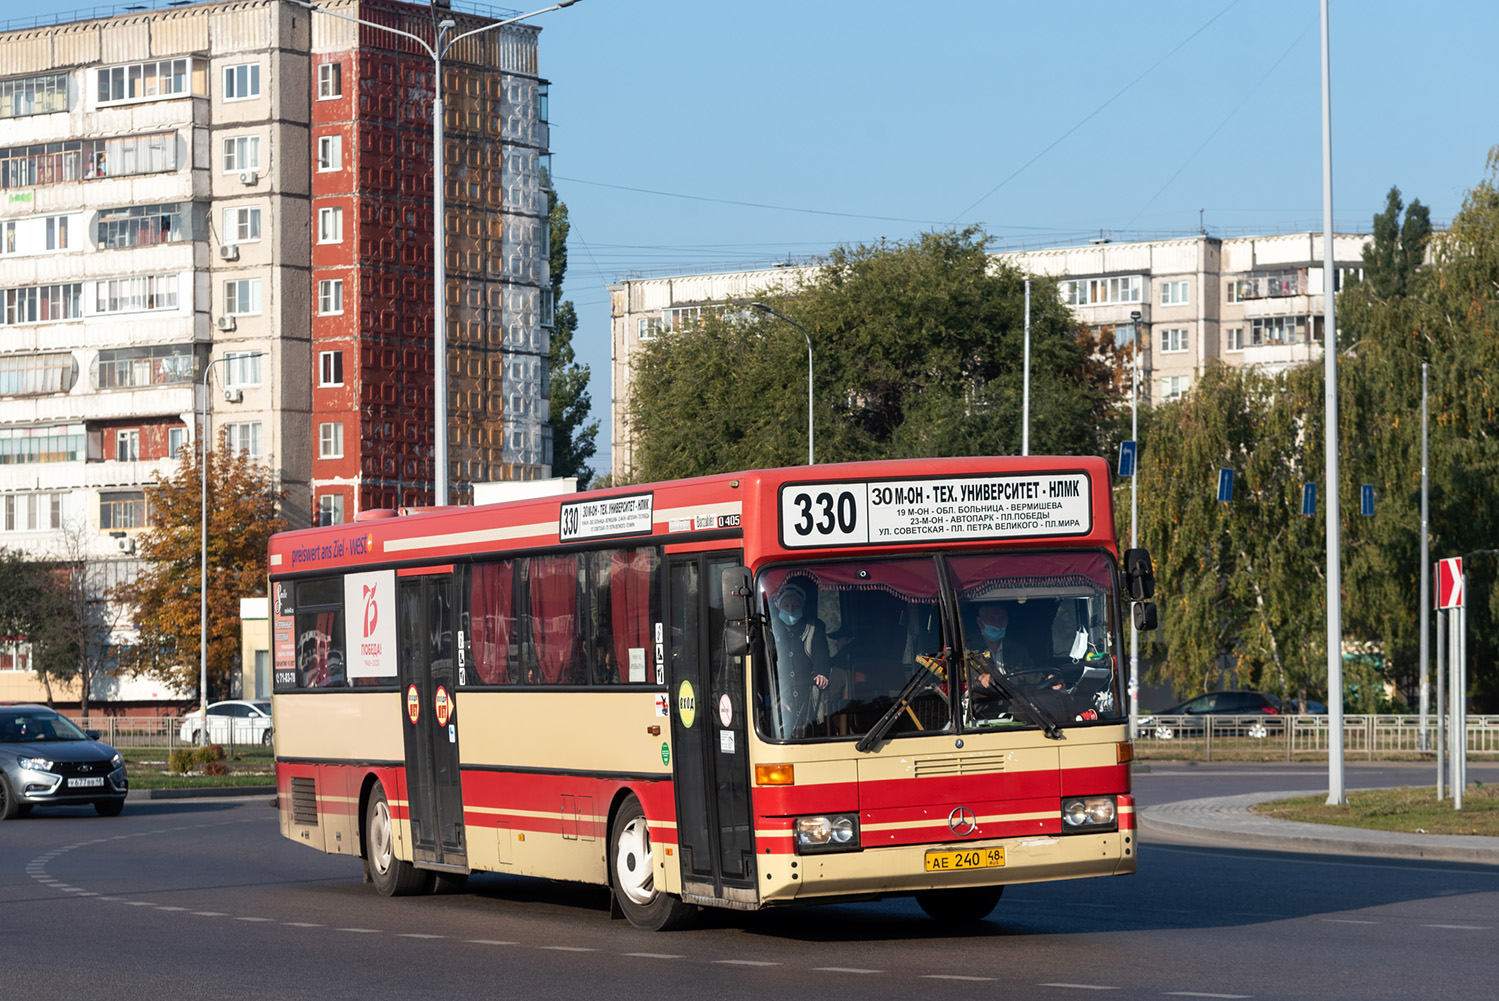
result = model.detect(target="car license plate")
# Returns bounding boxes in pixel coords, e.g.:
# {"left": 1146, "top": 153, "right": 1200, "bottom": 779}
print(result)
{"left": 67, "top": 777, "right": 105, "bottom": 788}
{"left": 924, "top": 847, "right": 1004, "bottom": 872}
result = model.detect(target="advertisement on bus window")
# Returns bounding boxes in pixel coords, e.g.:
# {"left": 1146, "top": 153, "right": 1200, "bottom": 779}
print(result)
{"left": 344, "top": 569, "right": 397, "bottom": 679}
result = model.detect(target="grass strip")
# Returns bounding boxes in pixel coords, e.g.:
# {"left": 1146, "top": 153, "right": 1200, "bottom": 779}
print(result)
{"left": 1253, "top": 783, "right": 1499, "bottom": 836}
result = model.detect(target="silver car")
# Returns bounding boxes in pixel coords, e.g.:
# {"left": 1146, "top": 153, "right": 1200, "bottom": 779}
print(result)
{"left": 0, "top": 705, "right": 129, "bottom": 819}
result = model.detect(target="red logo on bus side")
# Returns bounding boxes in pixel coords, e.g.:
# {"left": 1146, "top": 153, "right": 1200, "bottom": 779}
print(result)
{"left": 406, "top": 684, "right": 420, "bottom": 724}
{"left": 435, "top": 686, "right": 451, "bottom": 727}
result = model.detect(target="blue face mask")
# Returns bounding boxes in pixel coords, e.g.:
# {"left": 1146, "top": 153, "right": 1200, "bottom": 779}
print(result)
{"left": 778, "top": 608, "right": 803, "bottom": 626}
{"left": 981, "top": 624, "right": 1006, "bottom": 642}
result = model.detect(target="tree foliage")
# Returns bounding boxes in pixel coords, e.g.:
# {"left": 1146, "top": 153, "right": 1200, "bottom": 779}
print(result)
{"left": 625, "top": 228, "right": 1123, "bottom": 482}
{"left": 117, "top": 441, "right": 284, "bottom": 700}
{"left": 1361, "top": 185, "right": 1433, "bottom": 299}
{"left": 547, "top": 193, "right": 599, "bottom": 487}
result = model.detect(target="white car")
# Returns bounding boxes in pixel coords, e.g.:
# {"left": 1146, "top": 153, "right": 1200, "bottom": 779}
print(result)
{"left": 179, "top": 700, "right": 273, "bottom": 747}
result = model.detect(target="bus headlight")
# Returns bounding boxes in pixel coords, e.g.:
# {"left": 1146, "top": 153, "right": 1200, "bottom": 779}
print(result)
{"left": 1060, "top": 795, "right": 1117, "bottom": 832}
{"left": 794, "top": 813, "right": 861, "bottom": 853}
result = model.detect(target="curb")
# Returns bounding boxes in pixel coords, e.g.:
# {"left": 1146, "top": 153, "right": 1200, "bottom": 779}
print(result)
{"left": 135, "top": 786, "right": 275, "bottom": 800}
{"left": 1141, "top": 791, "right": 1499, "bottom": 866}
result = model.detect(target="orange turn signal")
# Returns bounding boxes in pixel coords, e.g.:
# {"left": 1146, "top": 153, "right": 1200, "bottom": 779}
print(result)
{"left": 754, "top": 763, "right": 795, "bottom": 786}
{"left": 1117, "top": 741, "right": 1135, "bottom": 764}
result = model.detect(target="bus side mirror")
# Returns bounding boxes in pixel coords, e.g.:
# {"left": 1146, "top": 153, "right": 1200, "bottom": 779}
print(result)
{"left": 1133, "top": 602, "right": 1158, "bottom": 631}
{"left": 720, "top": 565, "right": 752, "bottom": 621}
{"left": 1123, "top": 548, "right": 1156, "bottom": 600}
{"left": 723, "top": 622, "right": 749, "bottom": 658}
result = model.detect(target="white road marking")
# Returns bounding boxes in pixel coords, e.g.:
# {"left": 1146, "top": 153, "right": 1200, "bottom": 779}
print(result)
{"left": 1320, "top": 918, "right": 1377, "bottom": 925}
{"left": 157, "top": 907, "right": 188, "bottom": 912}
{"left": 540, "top": 946, "right": 595, "bottom": 952}
{"left": 1039, "top": 984, "right": 1117, "bottom": 990}
{"left": 624, "top": 953, "right": 685, "bottom": 959}
{"left": 466, "top": 940, "right": 517, "bottom": 946}
{"left": 398, "top": 933, "right": 446, "bottom": 939}
{"left": 336, "top": 928, "right": 382, "bottom": 933}
{"left": 284, "top": 922, "right": 324, "bottom": 928}
{"left": 715, "top": 960, "right": 780, "bottom": 967}
{"left": 191, "top": 911, "right": 227, "bottom": 917}
{"left": 924, "top": 975, "right": 995, "bottom": 982}
{"left": 236, "top": 917, "right": 275, "bottom": 922}
{"left": 1423, "top": 924, "right": 1487, "bottom": 930}
{"left": 814, "top": 967, "right": 883, "bottom": 974}
{"left": 1165, "top": 993, "right": 1252, "bottom": 999}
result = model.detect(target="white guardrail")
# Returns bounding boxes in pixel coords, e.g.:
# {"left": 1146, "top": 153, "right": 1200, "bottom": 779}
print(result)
{"left": 1133, "top": 714, "right": 1499, "bottom": 760}
{"left": 59, "top": 715, "right": 268, "bottom": 751}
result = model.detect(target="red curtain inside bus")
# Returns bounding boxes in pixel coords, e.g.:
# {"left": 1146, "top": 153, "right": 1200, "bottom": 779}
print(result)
{"left": 610, "top": 549, "right": 653, "bottom": 682}
{"left": 530, "top": 554, "right": 579, "bottom": 684}
{"left": 469, "top": 560, "right": 514, "bottom": 684}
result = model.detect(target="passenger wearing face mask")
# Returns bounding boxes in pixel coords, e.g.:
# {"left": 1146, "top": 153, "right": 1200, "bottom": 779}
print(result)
{"left": 966, "top": 603, "right": 1037, "bottom": 705}
{"left": 767, "top": 580, "right": 834, "bottom": 734}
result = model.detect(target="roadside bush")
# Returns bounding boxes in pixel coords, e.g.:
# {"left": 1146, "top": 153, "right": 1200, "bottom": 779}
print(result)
{"left": 195, "top": 744, "right": 225, "bottom": 766}
{"left": 200, "top": 760, "right": 229, "bottom": 777}
{"left": 168, "top": 748, "right": 196, "bottom": 773}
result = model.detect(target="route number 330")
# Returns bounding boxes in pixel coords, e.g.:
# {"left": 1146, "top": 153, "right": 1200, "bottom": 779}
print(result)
{"left": 781, "top": 486, "right": 865, "bottom": 546}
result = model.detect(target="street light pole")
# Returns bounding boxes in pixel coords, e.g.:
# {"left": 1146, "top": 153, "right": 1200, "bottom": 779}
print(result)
{"left": 1128, "top": 310, "right": 1142, "bottom": 732}
{"left": 1022, "top": 279, "right": 1031, "bottom": 456}
{"left": 199, "top": 353, "right": 263, "bottom": 742}
{"left": 293, "top": 0, "right": 581, "bottom": 507}
{"left": 750, "top": 302, "right": 815, "bottom": 466}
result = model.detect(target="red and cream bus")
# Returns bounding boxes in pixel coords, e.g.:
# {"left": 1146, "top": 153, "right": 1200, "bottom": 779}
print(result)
{"left": 271, "top": 456, "right": 1154, "bottom": 930}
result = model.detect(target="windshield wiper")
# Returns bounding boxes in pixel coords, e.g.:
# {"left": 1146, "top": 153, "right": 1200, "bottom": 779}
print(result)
{"left": 964, "top": 651, "right": 1065, "bottom": 740}
{"left": 855, "top": 651, "right": 949, "bottom": 753}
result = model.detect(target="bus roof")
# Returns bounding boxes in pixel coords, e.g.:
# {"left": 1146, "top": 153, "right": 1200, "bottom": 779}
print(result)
{"left": 270, "top": 455, "right": 1117, "bottom": 577}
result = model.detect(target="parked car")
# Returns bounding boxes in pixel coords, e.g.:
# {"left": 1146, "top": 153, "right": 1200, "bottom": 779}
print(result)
{"left": 0, "top": 704, "right": 129, "bottom": 819}
{"left": 1139, "top": 690, "right": 1283, "bottom": 739}
{"left": 1283, "top": 699, "right": 1327, "bottom": 715}
{"left": 179, "top": 700, "right": 274, "bottom": 746}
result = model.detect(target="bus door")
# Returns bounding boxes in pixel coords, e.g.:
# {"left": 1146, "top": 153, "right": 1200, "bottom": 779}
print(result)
{"left": 397, "top": 570, "right": 468, "bottom": 872}
{"left": 667, "top": 552, "right": 756, "bottom": 905}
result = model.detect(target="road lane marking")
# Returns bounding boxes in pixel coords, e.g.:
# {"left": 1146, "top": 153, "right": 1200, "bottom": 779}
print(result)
{"left": 624, "top": 953, "right": 684, "bottom": 959}
{"left": 1165, "top": 993, "right": 1252, "bottom": 998}
{"left": 466, "top": 940, "right": 517, "bottom": 945}
{"left": 540, "top": 946, "right": 595, "bottom": 952}
{"left": 1320, "top": 918, "right": 1377, "bottom": 925}
{"left": 398, "top": 933, "right": 446, "bottom": 939}
{"left": 336, "top": 928, "right": 382, "bottom": 933}
{"left": 1039, "top": 984, "right": 1117, "bottom": 990}
{"left": 284, "top": 922, "right": 324, "bottom": 927}
{"left": 924, "top": 975, "right": 995, "bottom": 982}
{"left": 191, "top": 911, "right": 228, "bottom": 916}
{"left": 1423, "top": 924, "right": 1487, "bottom": 930}
{"left": 814, "top": 967, "right": 883, "bottom": 974}
{"left": 715, "top": 960, "right": 779, "bottom": 967}
{"left": 236, "top": 917, "right": 275, "bottom": 922}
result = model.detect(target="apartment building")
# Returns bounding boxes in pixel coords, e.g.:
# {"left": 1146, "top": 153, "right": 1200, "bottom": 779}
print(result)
{"left": 608, "top": 232, "right": 1370, "bottom": 480}
{"left": 0, "top": 0, "right": 554, "bottom": 705}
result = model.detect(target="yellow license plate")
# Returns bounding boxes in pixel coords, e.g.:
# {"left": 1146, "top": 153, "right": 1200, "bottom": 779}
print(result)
{"left": 924, "top": 847, "right": 1005, "bottom": 872}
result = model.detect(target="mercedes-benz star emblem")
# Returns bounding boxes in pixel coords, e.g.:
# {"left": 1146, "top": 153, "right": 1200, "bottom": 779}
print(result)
{"left": 948, "top": 806, "right": 978, "bottom": 836}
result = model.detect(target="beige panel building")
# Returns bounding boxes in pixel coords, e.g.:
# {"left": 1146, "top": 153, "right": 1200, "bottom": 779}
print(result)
{"left": 608, "top": 232, "right": 1371, "bottom": 481}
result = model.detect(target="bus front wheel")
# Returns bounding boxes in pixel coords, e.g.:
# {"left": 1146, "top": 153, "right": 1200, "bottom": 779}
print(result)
{"left": 365, "top": 783, "right": 433, "bottom": 896}
{"left": 610, "top": 794, "right": 694, "bottom": 931}
{"left": 915, "top": 885, "right": 1004, "bottom": 923}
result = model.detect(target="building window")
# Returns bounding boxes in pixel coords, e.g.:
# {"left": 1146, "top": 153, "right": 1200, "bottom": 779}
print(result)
{"left": 3, "top": 492, "right": 62, "bottom": 532}
{"left": 224, "top": 422, "right": 262, "bottom": 459}
{"left": 99, "top": 490, "right": 147, "bottom": 529}
{"left": 222, "top": 63, "right": 260, "bottom": 101}
{"left": 1161, "top": 375, "right": 1190, "bottom": 401}
{"left": 95, "top": 275, "right": 178, "bottom": 314}
{"left": 316, "top": 134, "right": 341, "bottom": 171}
{"left": 223, "top": 206, "right": 260, "bottom": 243}
{"left": 1159, "top": 328, "right": 1189, "bottom": 353}
{"left": 317, "top": 63, "right": 342, "bottom": 100}
{"left": 318, "top": 350, "right": 343, "bottom": 387}
{"left": 97, "top": 203, "right": 186, "bottom": 248}
{"left": 317, "top": 493, "right": 345, "bottom": 526}
{"left": 225, "top": 279, "right": 262, "bottom": 316}
{"left": 1159, "top": 280, "right": 1189, "bottom": 306}
{"left": 318, "top": 279, "right": 343, "bottom": 315}
{"left": 540, "top": 288, "right": 554, "bottom": 328}
{"left": 168, "top": 426, "right": 187, "bottom": 459}
{"left": 1228, "top": 268, "right": 1305, "bottom": 302}
{"left": 317, "top": 207, "right": 343, "bottom": 244}
{"left": 1, "top": 72, "right": 69, "bottom": 118}
{"left": 96, "top": 59, "right": 198, "bottom": 106}
{"left": 0, "top": 424, "right": 86, "bottom": 464}
{"left": 0, "top": 216, "right": 77, "bottom": 257}
{"left": 1060, "top": 275, "right": 1143, "bottom": 307}
{"left": 2, "top": 283, "right": 83, "bottom": 324}
{"left": 637, "top": 317, "right": 662, "bottom": 341}
{"left": 116, "top": 428, "right": 140, "bottom": 461}
{"left": 319, "top": 422, "right": 344, "bottom": 458}
{"left": 94, "top": 343, "right": 201, "bottom": 389}
{"left": 0, "top": 131, "right": 176, "bottom": 189}
{"left": 0, "top": 353, "right": 77, "bottom": 395}
{"left": 1225, "top": 327, "right": 1245, "bottom": 352}
{"left": 223, "top": 135, "right": 260, "bottom": 172}
{"left": 224, "top": 351, "right": 262, "bottom": 387}
{"left": 1251, "top": 315, "right": 1310, "bottom": 346}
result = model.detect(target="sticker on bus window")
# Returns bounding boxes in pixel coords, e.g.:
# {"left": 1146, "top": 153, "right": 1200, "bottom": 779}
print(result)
{"left": 719, "top": 693, "right": 733, "bottom": 728}
{"left": 406, "top": 684, "right": 420, "bottom": 724}
{"left": 434, "top": 686, "right": 451, "bottom": 726}
{"left": 677, "top": 680, "right": 697, "bottom": 728}
{"left": 655, "top": 693, "right": 670, "bottom": 717}
{"left": 719, "top": 729, "right": 735, "bottom": 754}
{"left": 629, "top": 648, "right": 646, "bottom": 683}
{"left": 778, "top": 472, "right": 1092, "bottom": 548}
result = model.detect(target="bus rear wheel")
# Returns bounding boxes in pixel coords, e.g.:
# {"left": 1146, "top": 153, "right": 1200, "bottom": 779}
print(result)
{"left": 610, "top": 794, "right": 694, "bottom": 931}
{"left": 915, "top": 885, "right": 1004, "bottom": 923}
{"left": 365, "top": 783, "right": 433, "bottom": 896}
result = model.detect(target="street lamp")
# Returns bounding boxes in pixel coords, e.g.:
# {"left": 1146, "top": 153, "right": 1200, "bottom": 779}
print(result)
{"left": 199, "top": 352, "right": 263, "bottom": 742}
{"left": 1128, "top": 309, "right": 1144, "bottom": 733}
{"left": 293, "top": 0, "right": 582, "bottom": 507}
{"left": 750, "top": 302, "right": 814, "bottom": 466}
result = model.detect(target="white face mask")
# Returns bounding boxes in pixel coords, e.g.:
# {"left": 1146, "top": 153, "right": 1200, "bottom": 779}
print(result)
{"left": 778, "top": 608, "right": 802, "bottom": 626}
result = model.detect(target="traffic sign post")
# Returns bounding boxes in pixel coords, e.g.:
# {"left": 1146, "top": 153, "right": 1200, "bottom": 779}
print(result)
{"left": 1217, "top": 467, "right": 1234, "bottom": 504}
{"left": 1436, "top": 557, "right": 1466, "bottom": 808}
{"left": 1118, "top": 440, "right": 1136, "bottom": 479}
{"left": 1302, "top": 483, "right": 1316, "bottom": 518}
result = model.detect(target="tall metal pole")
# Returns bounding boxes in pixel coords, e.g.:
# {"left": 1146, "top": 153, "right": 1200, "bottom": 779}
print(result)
{"left": 750, "top": 302, "right": 814, "bottom": 465}
{"left": 1129, "top": 316, "right": 1140, "bottom": 733}
{"left": 1320, "top": 0, "right": 1345, "bottom": 806}
{"left": 1436, "top": 604, "right": 1446, "bottom": 799}
{"left": 1419, "top": 363, "right": 1430, "bottom": 749}
{"left": 1022, "top": 279, "right": 1031, "bottom": 456}
{"left": 293, "top": 1, "right": 580, "bottom": 508}
{"left": 1451, "top": 605, "right": 1464, "bottom": 809}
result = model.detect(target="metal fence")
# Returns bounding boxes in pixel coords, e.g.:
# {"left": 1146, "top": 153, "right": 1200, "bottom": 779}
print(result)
{"left": 61, "top": 714, "right": 266, "bottom": 754}
{"left": 1134, "top": 714, "right": 1499, "bottom": 761}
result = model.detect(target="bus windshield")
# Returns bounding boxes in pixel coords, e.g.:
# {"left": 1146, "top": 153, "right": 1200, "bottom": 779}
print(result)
{"left": 755, "top": 551, "right": 1123, "bottom": 743}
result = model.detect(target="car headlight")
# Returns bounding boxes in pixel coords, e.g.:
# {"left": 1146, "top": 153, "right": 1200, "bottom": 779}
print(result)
{"left": 110, "top": 753, "right": 123, "bottom": 768}
{"left": 19, "top": 756, "right": 56, "bottom": 772}
{"left": 793, "top": 813, "right": 861, "bottom": 854}
{"left": 1060, "top": 795, "right": 1118, "bottom": 832}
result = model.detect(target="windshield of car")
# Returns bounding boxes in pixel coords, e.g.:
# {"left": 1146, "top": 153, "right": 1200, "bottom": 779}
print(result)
{"left": 754, "top": 551, "right": 1125, "bottom": 744}
{"left": 0, "top": 711, "right": 89, "bottom": 742}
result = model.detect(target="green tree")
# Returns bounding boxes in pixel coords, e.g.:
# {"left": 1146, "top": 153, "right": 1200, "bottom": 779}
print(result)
{"left": 547, "top": 193, "right": 598, "bottom": 487}
{"left": 1361, "top": 185, "right": 1433, "bottom": 299}
{"left": 117, "top": 441, "right": 284, "bottom": 700}
{"left": 0, "top": 547, "right": 63, "bottom": 702}
{"left": 626, "top": 228, "right": 1121, "bottom": 482}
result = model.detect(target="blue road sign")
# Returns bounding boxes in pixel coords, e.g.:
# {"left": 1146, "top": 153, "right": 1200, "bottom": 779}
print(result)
{"left": 1118, "top": 440, "right": 1137, "bottom": 478}
{"left": 1361, "top": 483, "right": 1375, "bottom": 517}
{"left": 1217, "top": 467, "right": 1234, "bottom": 504}
{"left": 1302, "top": 482, "right": 1316, "bottom": 517}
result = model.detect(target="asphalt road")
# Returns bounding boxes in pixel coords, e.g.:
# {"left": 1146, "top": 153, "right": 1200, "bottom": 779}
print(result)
{"left": 4, "top": 762, "right": 1497, "bottom": 1001}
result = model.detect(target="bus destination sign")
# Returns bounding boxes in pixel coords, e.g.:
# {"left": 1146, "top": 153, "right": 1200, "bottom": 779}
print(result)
{"left": 559, "top": 492, "right": 654, "bottom": 542}
{"left": 778, "top": 472, "right": 1092, "bottom": 549}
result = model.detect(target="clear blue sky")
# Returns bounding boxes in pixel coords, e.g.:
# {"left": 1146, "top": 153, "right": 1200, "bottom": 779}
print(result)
{"left": 17, "top": 0, "right": 1499, "bottom": 480}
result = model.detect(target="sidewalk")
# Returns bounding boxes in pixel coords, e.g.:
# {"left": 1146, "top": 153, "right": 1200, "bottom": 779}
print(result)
{"left": 1141, "top": 791, "right": 1499, "bottom": 866}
